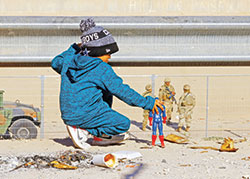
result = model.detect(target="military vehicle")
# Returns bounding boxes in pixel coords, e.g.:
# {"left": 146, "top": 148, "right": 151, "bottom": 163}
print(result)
{"left": 0, "top": 90, "right": 41, "bottom": 139}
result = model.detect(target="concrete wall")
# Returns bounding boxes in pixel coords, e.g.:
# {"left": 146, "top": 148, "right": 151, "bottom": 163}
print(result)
{"left": 1, "top": 0, "right": 250, "bottom": 16}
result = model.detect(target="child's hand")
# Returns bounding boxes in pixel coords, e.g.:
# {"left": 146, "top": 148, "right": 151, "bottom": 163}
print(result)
{"left": 152, "top": 100, "right": 164, "bottom": 114}
{"left": 163, "top": 117, "right": 167, "bottom": 124}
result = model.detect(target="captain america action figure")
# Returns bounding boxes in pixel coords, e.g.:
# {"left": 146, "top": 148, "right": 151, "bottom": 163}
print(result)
{"left": 149, "top": 98, "right": 166, "bottom": 148}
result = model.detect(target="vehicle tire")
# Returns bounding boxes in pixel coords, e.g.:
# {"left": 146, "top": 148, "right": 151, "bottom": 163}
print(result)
{"left": 10, "top": 119, "right": 37, "bottom": 139}
{"left": 2, "top": 130, "right": 11, "bottom": 139}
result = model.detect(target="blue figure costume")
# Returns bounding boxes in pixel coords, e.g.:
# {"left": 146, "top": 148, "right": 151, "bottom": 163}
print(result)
{"left": 51, "top": 44, "right": 155, "bottom": 137}
{"left": 149, "top": 103, "right": 166, "bottom": 148}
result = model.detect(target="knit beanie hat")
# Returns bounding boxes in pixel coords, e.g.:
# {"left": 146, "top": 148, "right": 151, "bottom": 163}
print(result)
{"left": 79, "top": 18, "right": 119, "bottom": 57}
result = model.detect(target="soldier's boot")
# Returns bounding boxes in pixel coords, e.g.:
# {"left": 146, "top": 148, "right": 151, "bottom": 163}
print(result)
{"left": 142, "top": 120, "right": 147, "bottom": 131}
{"left": 185, "top": 126, "right": 190, "bottom": 132}
{"left": 167, "top": 118, "right": 171, "bottom": 125}
{"left": 159, "top": 135, "right": 165, "bottom": 148}
{"left": 152, "top": 135, "right": 157, "bottom": 146}
{"left": 176, "top": 127, "right": 182, "bottom": 132}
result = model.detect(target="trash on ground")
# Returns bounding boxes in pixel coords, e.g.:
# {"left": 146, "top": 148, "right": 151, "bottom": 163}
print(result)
{"left": 49, "top": 161, "right": 77, "bottom": 170}
{"left": 140, "top": 146, "right": 153, "bottom": 149}
{"left": 164, "top": 134, "right": 188, "bottom": 144}
{"left": 179, "top": 164, "right": 191, "bottom": 167}
{"left": 2, "top": 150, "right": 143, "bottom": 171}
{"left": 92, "top": 153, "right": 117, "bottom": 168}
{"left": 190, "top": 146, "right": 220, "bottom": 151}
{"left": 125, "top": 164, "right": 141, "bottom": 168}
{"left": 200, "top": 151, "right": 208, "bottom": 153}
{"left": 203, "top": 136, "right": 224, "bottom": 142}
{"left": 232, "top": 137, "right": 247, "bottom": 143}
{"left": 190, "top": 137, "right": 239, "bottom": 152}
{"left": 7, "top": 150, "right": 93, "bottom": 172}
{"left": 220, "top": 137, "right": 238, "bottom": 152}
{"left": 241, "top": 157, "right": 250, "bottom": 161}
{"left": 112, "top": 151, "right": 142, "bottom": 161}
{"left": 124, "top": 163, "right": 144, "bottom": 179}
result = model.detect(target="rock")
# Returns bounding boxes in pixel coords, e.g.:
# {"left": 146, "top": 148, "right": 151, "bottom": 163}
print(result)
{"left": 218, "top": 166, "right": 226, "bottom": 169}
{"left": 161, "top": 159, "right": 167, "bottom": 163}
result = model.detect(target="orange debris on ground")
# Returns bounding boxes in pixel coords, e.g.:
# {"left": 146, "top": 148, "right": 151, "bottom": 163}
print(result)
{"left": 190, "top": 137, "right": 239, "bottom": 152}
{"left": 164, "top": 134, "right": 188, "bottom": 144}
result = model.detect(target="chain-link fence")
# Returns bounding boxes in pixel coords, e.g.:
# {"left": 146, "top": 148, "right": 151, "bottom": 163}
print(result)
{"left": 0, "top": 74, "right": 249, "bottom": 139}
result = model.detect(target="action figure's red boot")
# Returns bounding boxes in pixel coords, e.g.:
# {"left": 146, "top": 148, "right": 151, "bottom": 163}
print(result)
{"left": 152, "top": 135, "right": 157, "bottom": 146}
{"left": 159, "top": 135, "right": 165, "bottom": 148}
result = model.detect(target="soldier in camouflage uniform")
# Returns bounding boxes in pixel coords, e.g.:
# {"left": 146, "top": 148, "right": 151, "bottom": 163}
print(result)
{"left": 142, "top": 84, "right": 152, "bottom": 131}
{"left": 176, "top": 84, "right": 196, "bottom": 132}
{"left": 158, "top": 78, "right": 176, "bottom": 124}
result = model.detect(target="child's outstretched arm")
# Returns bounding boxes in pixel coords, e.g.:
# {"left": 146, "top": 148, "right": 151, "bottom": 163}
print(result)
{"left": 100, "top": 63, "right": 155, "bottom": 110}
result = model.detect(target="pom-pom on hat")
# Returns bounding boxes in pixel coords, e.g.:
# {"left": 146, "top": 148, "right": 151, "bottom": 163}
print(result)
{"left": 79, "top": 18, "right": 119, "bottom": 57}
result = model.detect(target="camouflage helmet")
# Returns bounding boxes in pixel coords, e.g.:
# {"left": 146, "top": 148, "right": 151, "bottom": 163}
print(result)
{"left": 183, "top": 84, "right": 190, "bottom": 90}
{"left": 164, "top": 77, "right": 171, "bottom": 83}
{"left": 145, "top": 84, "right": 152, "bottom": 91}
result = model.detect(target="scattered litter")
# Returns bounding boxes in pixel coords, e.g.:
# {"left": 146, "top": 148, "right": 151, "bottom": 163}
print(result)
{"left": 112, "top": 151, "right": 142, "bottom": 160}
{"left": 1, "top": 150, "right": 144, "bottom": 174}
{"left": 203, "top": 136, "right": 224, "bottom": 142}
{"left": 190, "top": 146, "right": 219, "bottom": 151}
{"left": 49, "top": 161, "right": 77, "bottom": 170}
{"left": 216, "top": 137, "right": 247, "bottom": 144}
{"left": 125, "top": 164, "right": 140, "bottom": 168}
{"left": 200, "top": 151, "right": 208, "bottom": 153}
{"left": 234, "top": 137, "right": 247, "bottom": 143}
{"left": 190, "top": 137, "right": 239, "bottom": 152}
{"left": 220, "top": 137, "right": 238, "bottom": 152}
{"left": 224, "top": 129, "right": 242, "bottom": 138}
{"left": 164, "top": 134, "right": 188, "bottom": 144}
{"left": 91, "top": 151, "right": 142, "bottom": 168}
{"left": 7, "top": 150, "right": 93, "bottom": 172}
{"left": 124, "top": 163, "right": 144, "bottom": 179}
{"left": 241, "top": 157, "right": 250, "bottom": 161}
{"left": 92, "top": 153, "right": 117, "bottom": 168}
{"left": 140, "top": 146, "right": 153, "bottom": 149}
{"left": 179, "top": 164, "right": 191, "bottom": 167}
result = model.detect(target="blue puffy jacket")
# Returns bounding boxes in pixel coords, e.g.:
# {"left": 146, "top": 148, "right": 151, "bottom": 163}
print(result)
{"left": 51, "top": 44, "right": 155, "bottom": 128}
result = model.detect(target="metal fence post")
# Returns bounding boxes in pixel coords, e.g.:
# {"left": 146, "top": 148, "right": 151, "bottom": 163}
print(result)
{"left": 205, "top": 76, "right": 209, "bottom": 138}
{"left": 151, "top": 74, "right": 156, "bottom": 97}
{"left": 40, "top": 75, "right": 45, "bottom": 139}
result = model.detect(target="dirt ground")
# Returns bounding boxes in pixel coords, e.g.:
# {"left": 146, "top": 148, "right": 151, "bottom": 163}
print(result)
{"left": 0, "top": 66, "right": 250, "bottom": 178}
{"left": 0, "top": 126, "right": 249, "bottom": 179}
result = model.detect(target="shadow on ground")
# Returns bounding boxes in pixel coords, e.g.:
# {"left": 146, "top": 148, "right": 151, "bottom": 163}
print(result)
{"left": 127, "top": 131, "right": 151, "bottom": 145}
{"left": 53, "top": 137, "right": 125, "bottom": 148}
{"left": 166, "top": 121, "right": 179, "bottom": 130}
{"left": 53, "top": 137, "right": 74, "bottom": 147}
{"left": 128, "top": 138, "right": 151, "bottom": 145}
{"left": 131, "top": 120, "right": 151, "bottom": 131}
